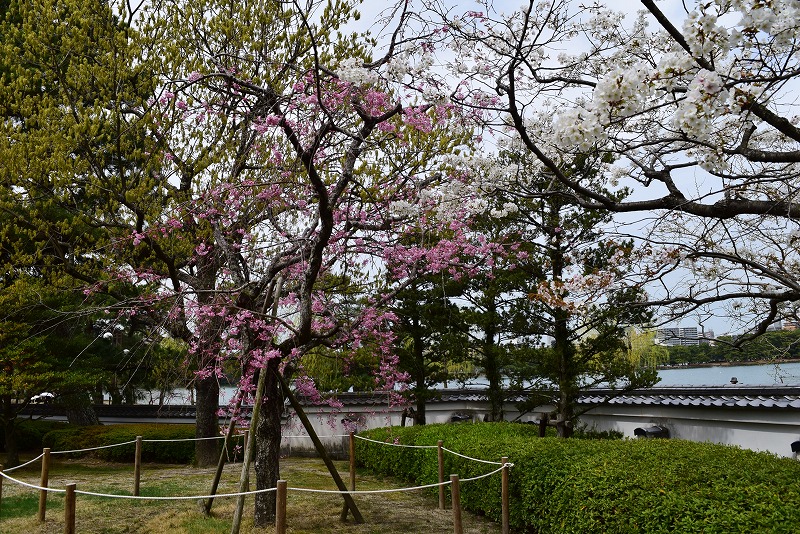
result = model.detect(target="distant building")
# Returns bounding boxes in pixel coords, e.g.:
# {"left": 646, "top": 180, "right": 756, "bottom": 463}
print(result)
{"left": 656, "top": 326, "right": 700, "bottom": 346}
{"left": 699, "top": 330, "right": 716, "bottom": 345}
{"left": 783, "top": 319, "right": 800, "bottom": 331}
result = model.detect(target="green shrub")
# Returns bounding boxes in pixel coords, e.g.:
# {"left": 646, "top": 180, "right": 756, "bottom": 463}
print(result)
{"left": 0, "top": 419, "right": 71, "bottom": 452}
{"left": 357, "top": 423, "right": 800, "bottom": 533}
{"left": 41, "top": 424, "right": 236, "bottom": 464}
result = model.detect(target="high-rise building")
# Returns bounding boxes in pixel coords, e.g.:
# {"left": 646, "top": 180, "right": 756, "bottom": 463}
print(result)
{"left": 655, "top": 326, "right": 700, "bottom": 346}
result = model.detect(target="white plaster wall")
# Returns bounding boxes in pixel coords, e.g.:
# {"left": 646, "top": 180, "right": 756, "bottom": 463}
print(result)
{"left": 580, "top": 406, "right": 800, "bottom": 458}
{"left": 283, "top": 402, "right": 800, "bottom": 459}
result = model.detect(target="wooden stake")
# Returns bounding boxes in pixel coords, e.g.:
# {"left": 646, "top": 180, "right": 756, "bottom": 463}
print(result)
{"left": 349, "top": 433, "right": 356, "bottom": 491}
{"left": 230, "top": 360, "right": 267, "bottom": 534}
{"left": 275, "top": 479, "right": 287, "bottom": 534}
{"left": 64, "top": 483, "right": 76, "bottom": 534}
{"left": 204, "top": 396, "right": 244, "bottom": 515}
{"left": 278, "top": 373, "right": 363, "bottom": 524}
{"left": 438, "top": 440, "right": 445, "bottom": 509}
{"left": 38, "top": 448, "right": 50, "bottom": 522}
{"left": 134, "top": 436, "right": 142, "bottom": 496}
{"left": 243, "top": 430, "right": 250, "bottom": 493}
{"left": 451, "top": 474, "right": 463, "bottom": 534}
{"left": 501, "top": 457, "right": 510, "bottom": 534}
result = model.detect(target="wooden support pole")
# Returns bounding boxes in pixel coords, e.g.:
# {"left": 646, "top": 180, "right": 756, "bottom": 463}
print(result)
{"left": 205, "top": 396, "right": 244, "bottom": 515}
{"left": 278, "top": 373, "right": 363, "bottom": 524}
{"left": 232, "top": 276, "right": 282, "bottom": 534}
{"left": 134, "top": 436, "right": 142, "bottom": 496}
{"left": 64, "top": 483, "right": 76, "bottom": 534}
{"left": 538, "top": 414, "right": 548, "bottom": 438}
{"left": 243, "top": 430, "right": 250, "bottom": 492}
{"left": 451, "top": 474, "right": 463, "bottom": 534}
{"left": 1, "top": 463, "right": 4, "bottom": 518}
{"left": 38, "top": 448, "right": 50, "bottom": 522}
{"left": 501, "top": 457, "right": 510, "bottom": 534}
{"left": 348, "top": 433, "right": 356, "bottom": 492}
{"left": 231, "top": 365, "right": 267, "bottom": 534}
{"left": 438, "top": 440, "right": 445, "bottom": 509}
{"left": 275, "top": 479, "right": 287, "bottom": 534}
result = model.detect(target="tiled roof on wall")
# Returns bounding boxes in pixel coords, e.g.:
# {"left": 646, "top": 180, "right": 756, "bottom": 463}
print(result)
{"left": 577, "top": 386, "right": 800, "bottom": 409}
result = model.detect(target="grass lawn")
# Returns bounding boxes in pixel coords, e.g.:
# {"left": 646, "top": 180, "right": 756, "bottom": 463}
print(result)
{"left": 0, "top": 455, "right": 501, "bottom": 533}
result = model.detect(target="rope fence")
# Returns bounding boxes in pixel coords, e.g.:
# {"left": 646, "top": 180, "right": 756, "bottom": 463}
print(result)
{"left": 50, "top": 440, "right": 138, "bottom": 455}
{"left": 354, "top": 435, "right": 439, "bottom": 449}
{"left": 2, "top": 453, "right": 44, "bottom": 473}
{"left": 0, "top": 432, "right": 513, "bottom": 534}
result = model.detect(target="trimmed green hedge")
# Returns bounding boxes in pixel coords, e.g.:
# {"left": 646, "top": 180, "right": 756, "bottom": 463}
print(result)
{"left": 0, "top": 419, "right": 71, "bottom": 452}
{"left": 41, "top": 424, "right": 236, "bottom": 464}
{"left": 357, "top": 423, "right": 800, "bottom": 533}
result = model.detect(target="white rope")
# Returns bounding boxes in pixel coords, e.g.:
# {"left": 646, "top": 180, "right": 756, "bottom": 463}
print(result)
{"left": 0, "top": 431, "right": 513, "bottom": 503}
{"left": 0, "top": 469, "right": 275, "bottom": 500}
{"left": 287, "top": 463, "right": 513, "bottom": 495}
{"left": 73, "top": 487, "right": 278, "bottom": 500}
{"left": 0, "top": 470, "right": 65, "bottom": 493}
{"left": 48, "top": 434, "right": 232, "bottom": 453}
{"left": 142, "top": 436, "right": 226, "bottom": 443}
{"left": 281, "top": 434, "right": 349, "bottom": 439}
{"left": 1, "top": 459, "right": 513, "bottom": 501}
{"left": 50, "top": 440, "right": 138, "bottom": 455}
{"left": 4, "top": 433, "right": 332, "bottom": 467}
{"left": 353, "top": 435, "right": 438, "bottom": 449}
{"left": 289, "top": 480, "right": 451, "bottom": 494}
{"left": 460, "top": 463, "right": 512, "bottom": 483}
{"left": 442, "top": 447, "right": 505, "bottom": 465}
{"left": 2, "top": 453, "right": 44, "bottom": 472}
{"left": 354, "top": 435, "right": 508, "bottom": 466}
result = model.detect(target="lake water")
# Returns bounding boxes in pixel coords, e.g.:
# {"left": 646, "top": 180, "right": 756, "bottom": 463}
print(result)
{"left": 656, "top": 361, "right": 800, "bottom": 386}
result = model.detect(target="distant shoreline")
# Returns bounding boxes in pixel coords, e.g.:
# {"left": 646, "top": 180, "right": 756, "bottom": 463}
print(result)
{"left": 658, "top": 358, "right": 800, "bottom": 370}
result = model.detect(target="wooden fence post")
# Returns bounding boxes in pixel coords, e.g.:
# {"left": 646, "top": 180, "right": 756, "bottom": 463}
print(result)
{"left": 438, "top": 440, "right": 445, "bottom": 509}
{"left": 38, "top": 448, "right": 50, "bottom": 522}
{"left": 450, "top": 474, "right": 463, "bottom": 534}
{"left": 501, "top": 457, "right": 510, "bottom": 534}
{"left": 349, "top": 433, "right": 356, "bottom": 491}
{"left": 275, "top": 480, "right": 287, "bottom": 534}
{"left": 134, "top": 436, "right": 142, "bottom": 496}
{"left": 64, "top": 483, "right": 76, "bottom": 534}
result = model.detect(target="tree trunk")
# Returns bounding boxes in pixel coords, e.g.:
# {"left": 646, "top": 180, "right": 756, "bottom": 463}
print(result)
{"left": 194, "top": 375, "right": 220, "bottom": 467}
{"left": 556, "top": 398, "right": 574, "bottom": 438}
{"left": 484, "top": 345, "right": 504, "bottom": 421}
{"left": 549, "top": 205, "right": 574, "bottom": 438}
{"left": 484, "top": 301, "right": 504, "bottom": 421}
{"left": 414, "top": 394, "right": 427, "bottom": 426}
{"left": 253, "top": 359, "right": 284, "bottom": 527}
{"left": 554, "top": 306, "right": 574, "bottom": 438}
{"left": 61, "top": 393, "right": 101, "bottom": 426}
{"left": 413, "top": 329, "right": 427, "bottom": 425}
{"left": 188, "top": 252, "right": 224, "bottom": 467}
{"left": 2, "top": 396, "right": 20, "bottom": 468}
